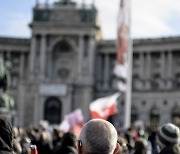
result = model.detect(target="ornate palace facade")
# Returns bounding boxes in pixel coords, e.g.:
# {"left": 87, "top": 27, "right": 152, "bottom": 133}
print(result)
{"left": 0, "top": 0, "right": 179, "bottom": 128}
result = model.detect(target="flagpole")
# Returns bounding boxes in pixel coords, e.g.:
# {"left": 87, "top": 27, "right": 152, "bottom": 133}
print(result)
{"left": 124, "top": 0, "right": 132, "bottom": 129}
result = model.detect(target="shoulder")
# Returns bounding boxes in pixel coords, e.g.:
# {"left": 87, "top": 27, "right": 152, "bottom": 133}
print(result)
{"left": 160, "top": 144, "right": 180, "bottom": 154}
{"left": 59, "top": 146, "right": 78, "bottom": 154}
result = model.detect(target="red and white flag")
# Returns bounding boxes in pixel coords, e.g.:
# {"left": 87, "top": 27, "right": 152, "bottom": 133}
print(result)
{"left": 89, "top": 93, "right": 120, "bottom": 120}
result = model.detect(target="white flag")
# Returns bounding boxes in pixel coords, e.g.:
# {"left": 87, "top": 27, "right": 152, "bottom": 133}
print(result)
{"left": 113, "top": 62, "right": 127, "bottom": 79}
{"left": 59, "top": 119, "right": 70, "bottom": 133}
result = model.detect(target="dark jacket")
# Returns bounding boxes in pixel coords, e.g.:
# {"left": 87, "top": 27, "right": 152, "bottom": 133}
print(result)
{"left": 55, "top": 132, "right": 78, "bottom": 154}
{"left": 57, "top": 146, "right": 78, "bottom": 154}
{"left": 0, "top": 117, "right": 13, "bottom": 154}
{"left": 159, "top": 144, "right": 180, "bottom": 154}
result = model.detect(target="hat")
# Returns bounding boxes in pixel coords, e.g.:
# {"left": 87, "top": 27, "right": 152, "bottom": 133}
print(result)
{"left": 156, "top": 123, "right": 180, "bottom": 147}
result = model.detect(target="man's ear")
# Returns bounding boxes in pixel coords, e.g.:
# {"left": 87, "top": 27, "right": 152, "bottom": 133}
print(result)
{"left": 113, "top": 143, "right": 120, "bottom": 154}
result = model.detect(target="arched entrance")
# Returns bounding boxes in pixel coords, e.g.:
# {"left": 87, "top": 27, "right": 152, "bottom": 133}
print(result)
{"left": 44, "top": 97, "right": 62, "bottom": 124}
{"left": 150, "top": 105, "right": 160, "bottom": 129}
{"left": 131, "top": 106, "right": 138, "bottom": 124}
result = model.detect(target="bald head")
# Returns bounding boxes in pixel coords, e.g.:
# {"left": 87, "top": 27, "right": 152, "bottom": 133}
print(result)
{"left": 79, "top": 119, "right": 118, "bottom": 154}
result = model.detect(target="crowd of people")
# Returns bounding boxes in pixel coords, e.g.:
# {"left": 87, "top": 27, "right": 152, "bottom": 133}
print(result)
{"left": 0, "top": 117, "right": 179, "bottom": 154}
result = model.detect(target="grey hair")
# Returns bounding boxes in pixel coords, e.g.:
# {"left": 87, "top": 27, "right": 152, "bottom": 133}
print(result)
{"left": 80, "top": 119, "right": 118, "bottom": 154}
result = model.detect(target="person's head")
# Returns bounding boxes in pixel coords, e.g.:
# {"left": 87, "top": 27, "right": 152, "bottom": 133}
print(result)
{"left": 78, "top": 119, "right": 119, "bottom": 154}
{"left": 61, "top": 132, "right": 77, "bottom": 148}
{"left": 117, "top": 137, "right": 128, "bottom": 154}
{"left": 156, "top": 123, "right": 180, "bottom": 149}
{"left": 52, "top": 128, "right": 62, "bottom": 140}
{"left": 134, "top": 139, "right": 147, "bottom": 154}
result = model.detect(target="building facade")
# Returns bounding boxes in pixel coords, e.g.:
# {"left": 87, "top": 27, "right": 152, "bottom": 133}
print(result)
{"left": 0, "top": 0, "right": 179, "bottom": 128}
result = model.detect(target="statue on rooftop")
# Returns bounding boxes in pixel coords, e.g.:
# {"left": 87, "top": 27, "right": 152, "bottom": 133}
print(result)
{"left": 61, "top": 0, "right": 71, "bottom": 3}
{"left": 56, "top": 0, "right": 75, "bottom": 5}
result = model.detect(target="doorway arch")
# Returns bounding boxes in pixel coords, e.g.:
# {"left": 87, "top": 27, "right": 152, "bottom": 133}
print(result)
{"left": 44, "top": 97, "right": 62, "bottom": 124}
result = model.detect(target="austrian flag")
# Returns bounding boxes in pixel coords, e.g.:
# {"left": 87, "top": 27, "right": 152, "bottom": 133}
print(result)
{"left": 89, "top": 93, "right": 120, "bottom": 120}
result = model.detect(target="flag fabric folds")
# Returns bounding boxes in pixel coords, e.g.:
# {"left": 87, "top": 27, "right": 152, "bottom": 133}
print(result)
{"left": 89, "top": 93, "right": 120, "bottom": 120}
{"left": 114, "top": 0, "right": 130, "bottom": 92}
{"left": 66, "top": 108, "right": 83, "bottom": 127}
{"left": 115, "top": 0, "right": 132, "bottom": 128}
{"left": 59, "top": 109, "right": 83, "bottom": 136}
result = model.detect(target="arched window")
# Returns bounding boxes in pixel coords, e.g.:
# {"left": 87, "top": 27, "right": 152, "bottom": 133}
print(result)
{"left": 51, "top": 40, "right": 72, "bottom": 79}
{"left": 44, "top": 97, "right": 62, "bottom": 124}
{"left": 53, "top": 40, "right": 72, "bottom": 53}
{"left": 150, "top": 105, "right": 160, "bottom": 129}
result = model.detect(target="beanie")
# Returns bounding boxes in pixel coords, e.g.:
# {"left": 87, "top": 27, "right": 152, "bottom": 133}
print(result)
{"left": 156, "top": 123, "right": 180, "bottom": 147}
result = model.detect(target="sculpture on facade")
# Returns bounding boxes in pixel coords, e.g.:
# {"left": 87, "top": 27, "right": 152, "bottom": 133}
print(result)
{"left": 0, "top": 56, "right": 14, "bottom": 114}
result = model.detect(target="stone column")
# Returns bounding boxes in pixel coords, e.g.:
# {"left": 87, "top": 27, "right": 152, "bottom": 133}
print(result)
{"left": 19, "top": 53, "right": 25, "bottom": 79}
{"left": 78, "top": 35, "right": 84, "bottom": 76}
{"left": 147, "top": 52, "right": 151, "bottom": 78}
{"left": 140, "top": 52, "right": 144, "bottom": 79}
{"left": 88, "top": 36, "right": 95, "bottom": 78}
{"left": 97, "top": 55, "right": 102, "bottom": 88}
{"left": 167, "top": 50, "right": 173, "bottom": 88}
{"left": 161, "top": 51, "right": 165, "bottom": 78}
{"left": 29, "top": 35, "right": 37, "bottom": 75}
{"left": 167, "top": 51, "right": 173, "bottom": 78}
{"left": 47, "top": 47, "right": 53, "bottom": 80}
{"left": 33, "top": 90, "right": 40, "bottom": 126}
{"left": 145, "top": 52, "right": 151, "bottom": 89}
{"left": 39, "top": 34, "right": 46, "bottom": 80}
{"left": 104, "top": 54, "right": 110, "bottom": 89}
{"left": 160, "top": 51, "right": 165, "bottom": 89}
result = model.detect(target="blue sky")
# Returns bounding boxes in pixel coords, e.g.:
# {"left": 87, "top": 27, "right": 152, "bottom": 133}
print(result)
{"left": 1, "top": 0, "right": 180, "bottom": 39}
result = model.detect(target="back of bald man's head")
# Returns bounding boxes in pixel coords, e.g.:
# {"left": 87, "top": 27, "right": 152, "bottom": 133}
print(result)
{"left": 79, "top": 119, "right": 118, "bottom": 154}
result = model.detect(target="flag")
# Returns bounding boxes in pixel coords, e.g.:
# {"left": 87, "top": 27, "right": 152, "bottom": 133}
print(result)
{"left": 59, "top": 119, "right": 70, "bottom": 133}
{"left": 114, "top": 62, "right": 127, "bottom": 79}
{"left": 59, "top": 109, "right": 84, "bottom": 136}
{"left": 115, "top": 0, "right": 132, "bottom": 128}
{"left": 114, "top": 0, "right": 130, "bottom": 92}
{"left": 89, "top": 93, "right": 120, "bottom": 120}
{"left": 117, "top": 0, "right": 129, "bottom": 60}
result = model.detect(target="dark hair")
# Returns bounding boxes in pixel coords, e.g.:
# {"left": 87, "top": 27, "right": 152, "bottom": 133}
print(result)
{"left": 61, "top": 132, "right": 77, "bottom": 147}
{"left": 134, "top": 139, "right": 147, "bottom": 154}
